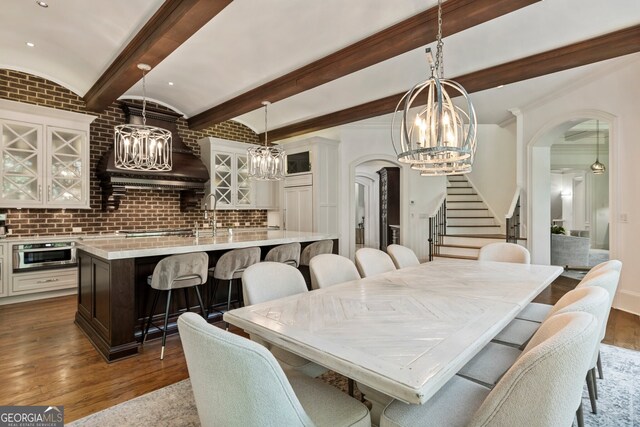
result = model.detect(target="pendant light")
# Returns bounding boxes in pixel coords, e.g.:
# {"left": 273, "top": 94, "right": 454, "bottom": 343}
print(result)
{"left": 590, "top": 120, "right": 606, "bottom": 175}
{"left": 391, "top": 0, "right": 477, "bottom": 175}
{"left": 114, "top": 64, "right": 172, "bottom": 171}
{"left": 248, "top": 101, "right": 285, "bottom": 180}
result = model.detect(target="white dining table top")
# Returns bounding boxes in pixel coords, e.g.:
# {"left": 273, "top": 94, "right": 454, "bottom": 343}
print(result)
{"left": 224, "top": 258, "right": 563, "bottom": 405}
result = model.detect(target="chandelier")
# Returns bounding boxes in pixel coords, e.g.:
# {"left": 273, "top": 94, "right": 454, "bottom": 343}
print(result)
{"left": 391, "top": 0, "right": 477, "bottom": 176}
{"left": 590, "top": 120, "right": 606, "bottom": 175}
{"left": 114, "top": 64, "right": 172, "bottom": 171}
{"left": 248, "top": 101, "right": 285, "bottom": 180}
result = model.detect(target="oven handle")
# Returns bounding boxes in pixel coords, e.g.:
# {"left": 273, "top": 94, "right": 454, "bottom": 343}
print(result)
{"left": 13, "top": 246, "right": 75, "bottom": 253}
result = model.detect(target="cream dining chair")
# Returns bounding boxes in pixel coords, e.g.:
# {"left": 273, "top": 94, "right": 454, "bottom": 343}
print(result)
{"left": 386, "top": 244, "right": 420, "bottom": 269}
{"left": 242, "top": 262, "right": 327, "bottom": 377}
{"left": 457, "top": 286, "right": 609, "bottom": 422}
{"left": 380, "top": 312, "right": 600, "bottom": 427}
{"left": 309, "top": 254, "right": 360, "bottom": 290}
{"left": 178, "top": 312, "right": 371, "bottom": 427}
{"left": 477, "top": 242, "right": 531, "bottom": 264}
{"left": 517, "top": 259, "right": 622, "bottom": 323}
{"left": 354, "top": 248, "right": 396, "bottom": 278}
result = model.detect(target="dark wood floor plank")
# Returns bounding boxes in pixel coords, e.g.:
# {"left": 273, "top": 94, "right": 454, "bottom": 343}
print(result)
{"left": 0, "top": 277, "right": 637, "bottom": 422}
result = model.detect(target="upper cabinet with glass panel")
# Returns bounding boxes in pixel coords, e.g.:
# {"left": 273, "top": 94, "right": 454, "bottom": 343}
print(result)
{"left": 0, "top": 99, "right": 96, "bottom": 209}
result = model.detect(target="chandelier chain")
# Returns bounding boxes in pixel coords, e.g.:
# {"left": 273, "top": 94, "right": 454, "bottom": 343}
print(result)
{"left": 435, "top": 0, "right": 444, "bottom": 79}
{"left": 141, "top": 68, "right": 147, "bottom": 127}
{"left": 264, "top": 102, "right": 268, "bottom": 147}
{"left": 596, "top": 120, "right": 600, "bottom": 159}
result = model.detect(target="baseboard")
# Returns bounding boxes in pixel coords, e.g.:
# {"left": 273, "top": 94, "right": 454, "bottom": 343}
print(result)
{"left": 0, "top": 288, "right": 77, "bottom": 306}
{"left": 613, "top": 290, "right": 640, "bottom": 316}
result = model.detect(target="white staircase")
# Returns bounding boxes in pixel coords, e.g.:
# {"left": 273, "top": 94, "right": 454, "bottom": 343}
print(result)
{"left": 434, "top": 176, "right": 505, "bottom": 260}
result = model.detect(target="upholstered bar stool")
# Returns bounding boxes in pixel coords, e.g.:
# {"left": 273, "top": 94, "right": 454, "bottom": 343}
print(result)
{"left": 299, "top": 239, "right": 334, "bottom": 288}
{"left": 142, "top": 251, "right": 209, "bottom": 360}
{"left": 208, "top": 246, "right": 261, "bottom": 327}
{"left": 265, "top": 242, "right": 301, "bottom": 267}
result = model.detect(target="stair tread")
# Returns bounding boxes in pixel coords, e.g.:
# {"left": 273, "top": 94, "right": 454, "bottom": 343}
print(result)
{"left": 441, "top": 233, "right": 506, "bottom": 238}
{"left": 433, "top": 254, "right": 478, "bottom": 260}
{"left": 436, "top": 243, "right": 483, "bottom": 249}
{"left": 447, "top": 216, "right": 492, "bottom": 219}
{"left": 447, "top": 208, "right": 489, "bottom": 211}
{"left": 447, "top": 224, "right": 500, "bottom": 228}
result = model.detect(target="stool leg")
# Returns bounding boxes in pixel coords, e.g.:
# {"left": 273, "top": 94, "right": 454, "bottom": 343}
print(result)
{"left": 160, "top": 290, "right": 172, "bottom": 360}
{"left": 237, "top": 279, "right": 244, "bottom": 308}
{"left": 194, "top": 285, "right": 207, "bottom": 319}
{"left": 183, "top": 288, "right": 190, "bottom": 312}
{"left": 226, "top": 280, "right": 233, "bottom": 331}
{"left": 592, "top": 367, "right": 598, "bottom": 400}
{"left": 143, "top": 289, "right": 160, "bottom": 344}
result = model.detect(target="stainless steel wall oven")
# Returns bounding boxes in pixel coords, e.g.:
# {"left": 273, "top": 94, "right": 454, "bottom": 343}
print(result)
{"left": 12, "top": 242, "right": 77, "bottom": 272}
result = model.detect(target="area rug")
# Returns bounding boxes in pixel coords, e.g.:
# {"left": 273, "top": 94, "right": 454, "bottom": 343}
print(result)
{"left": 68, "top": 344, "right": 640, "bottom": 426}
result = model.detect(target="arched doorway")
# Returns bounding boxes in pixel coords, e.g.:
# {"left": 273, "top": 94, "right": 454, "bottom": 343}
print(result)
{"left": 527, "top": 110, "right": 618, "bottom": 266}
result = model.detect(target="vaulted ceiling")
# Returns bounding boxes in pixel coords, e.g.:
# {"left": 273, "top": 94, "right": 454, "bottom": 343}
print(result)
{"left": 2, "top": 0, "right": 639, "bottom": 141}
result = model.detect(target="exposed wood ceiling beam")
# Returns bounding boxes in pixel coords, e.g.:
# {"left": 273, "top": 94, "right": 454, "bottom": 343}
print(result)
{"left": 188, "top": 0, "right": 540, "bottom": 130}
{"left": 84, "top": 0, "right": 232, "bottom": 112}
{"left": 266, "top": 24, "right": 640, "bottom": 142}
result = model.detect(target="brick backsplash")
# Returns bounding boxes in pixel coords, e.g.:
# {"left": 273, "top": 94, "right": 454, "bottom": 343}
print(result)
{"left": 0, "top": 69, "right": 267, "bottom": 236}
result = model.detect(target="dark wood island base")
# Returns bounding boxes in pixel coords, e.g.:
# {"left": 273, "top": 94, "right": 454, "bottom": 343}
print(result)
{"left": 75, "top": 237, "right": 338, "bottom": 362}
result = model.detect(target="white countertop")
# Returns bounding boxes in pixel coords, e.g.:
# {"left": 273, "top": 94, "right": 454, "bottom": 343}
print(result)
{"left": 225, "top": 259, "right": 563, "bottom": 405}
{"left": 76, "top": 230, "right": 338, "bottom": 260}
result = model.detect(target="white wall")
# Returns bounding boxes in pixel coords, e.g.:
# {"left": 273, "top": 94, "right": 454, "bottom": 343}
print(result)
{"left": 520, "top": 56, "right": 640, "bottom": 315}
{"left": 466, "top": 123, "right": 518, "bottom": 225}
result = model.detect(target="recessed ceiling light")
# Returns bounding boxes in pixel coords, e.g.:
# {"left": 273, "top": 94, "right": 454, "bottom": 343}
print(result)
{"left": 35, "top": 1, "right": 48, "bottom": 7}
{"left": 26, "top": 42, "right": 35, "bottom": 47}
{"left": 168, "top": 82, "right": 174, "bottom": 86}
{"left": 497, "top": 84, "right": 505, "bottom": 89}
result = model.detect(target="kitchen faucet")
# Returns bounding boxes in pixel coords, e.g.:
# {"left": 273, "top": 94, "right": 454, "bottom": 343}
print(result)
{"left": 204, "top": 194, "right": 217, "bottom": 236}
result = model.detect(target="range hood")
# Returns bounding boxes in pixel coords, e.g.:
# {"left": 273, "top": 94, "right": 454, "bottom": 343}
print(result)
{"left": 98, "top": 102, "right": 209, "bottom": 211}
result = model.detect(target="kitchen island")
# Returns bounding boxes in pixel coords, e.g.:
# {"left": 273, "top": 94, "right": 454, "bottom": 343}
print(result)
{"left": 74, "top": 230, "right": 338, "bottom": 362}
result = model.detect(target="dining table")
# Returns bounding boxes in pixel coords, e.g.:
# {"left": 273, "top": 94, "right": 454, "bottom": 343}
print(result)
{"left": 224, "top": 258, "right": 563, "bottom": 410}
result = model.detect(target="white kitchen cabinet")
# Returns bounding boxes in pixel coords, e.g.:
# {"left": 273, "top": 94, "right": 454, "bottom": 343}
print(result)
{"left": 281, "top": 137, "right": 339, "bottom": 234}
{"left": 11, "top": 267, "right": 77, "bottom": 295}
{"left": 199, "top": 137, "right": 279, "bottom": 210}
{"left": 0, "top": 99, "right": 95, "bottom": 209}
{"left": 284, "top": 185, "right": 313, "bottom": 232}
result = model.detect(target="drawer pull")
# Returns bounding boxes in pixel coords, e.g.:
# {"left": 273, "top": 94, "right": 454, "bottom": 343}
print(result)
{"left": 36, "top": 278, "right": 60, "bottom": 283}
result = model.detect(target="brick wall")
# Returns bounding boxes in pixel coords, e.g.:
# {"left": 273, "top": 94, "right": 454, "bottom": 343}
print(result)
{"left": 0, "top": 69, "right": 267, "bottom": 236}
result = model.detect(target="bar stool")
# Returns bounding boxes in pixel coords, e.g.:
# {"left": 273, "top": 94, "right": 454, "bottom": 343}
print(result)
{"left": 142, "top": 252, "right": 209, "bottom": 360}
{"left": 208, "top": 246, "right": 261, "bottom": 326}
{"left": 265, "top": 242, "right": 301, "bottom": 267}
{"left": 299, "top": 240, "right": 334, "bottom": 289}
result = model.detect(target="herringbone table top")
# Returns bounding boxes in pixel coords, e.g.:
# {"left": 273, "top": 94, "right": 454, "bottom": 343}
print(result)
{"left": 225, "top": 259, "right": 562, "bottom": 404}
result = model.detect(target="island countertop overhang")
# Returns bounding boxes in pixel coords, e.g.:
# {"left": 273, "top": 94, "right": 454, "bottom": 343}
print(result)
{"left": 77, "top": 230, "right": 338, "bottom": 260}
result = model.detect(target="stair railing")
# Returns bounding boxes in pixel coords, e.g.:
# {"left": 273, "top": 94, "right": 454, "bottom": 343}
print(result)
{"left": 505, "top": 187, "right": 521, "bottom": 244}
{"left": 428, "top": 193, "right": 447, "bottom": 261}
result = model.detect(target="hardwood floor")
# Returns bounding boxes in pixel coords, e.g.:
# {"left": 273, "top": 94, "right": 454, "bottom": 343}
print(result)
{"left": 0, "top": 276, "right": 638, "bottom": 423}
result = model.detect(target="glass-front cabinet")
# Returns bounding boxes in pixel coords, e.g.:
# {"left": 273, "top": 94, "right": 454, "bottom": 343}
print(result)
{"left": 0, "top": 100, "right": 95, "bottom": 209}
{"left": 199, "top": 137, "right": 278, "bottom": 210}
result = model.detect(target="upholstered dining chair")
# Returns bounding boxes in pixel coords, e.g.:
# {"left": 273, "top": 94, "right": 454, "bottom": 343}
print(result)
{"left": 477, "top": 242, "right": 531, "bottom": 264}
{"left": 458, "top": 286, "right": 609, "bottom": 421}
{"left": 354, "top": 248, "right": 396, "bottom": 278}
{"left": 386, "top": 244, "right": 420, "bottom": 269}
{"left": 380, "top": 312, "right": 600, "bottom": 427}
{"left": 309, "top": 254, "right": 360, "bottom": 290}
{"left": 242, "top": 262, "right": 327, "bottom": 377}
{"left": 142, "top": 252, "right": 209, "bottom": 360}
{"left": 517, "top": 259, "right": 622, "bottom": 323}
{"left": 178, "top": 312, "right": 371, "bottom": 427}
{"left": 265, "top": 242, "right": 301, "bottom": 267}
